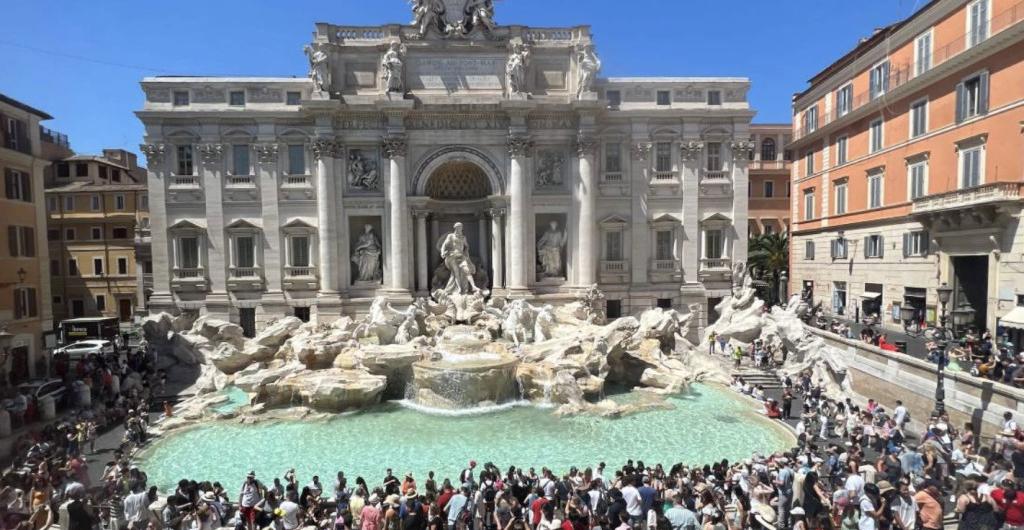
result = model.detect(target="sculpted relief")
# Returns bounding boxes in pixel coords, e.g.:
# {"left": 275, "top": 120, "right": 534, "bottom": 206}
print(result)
{"left": 535, "top": 150, "right": 565, "bottom": 189}
{"left": 348, "top": 149, "right": 380, "bottom": 192}
{"left": 410, "top": 0, "right": 497, "bottom": 39}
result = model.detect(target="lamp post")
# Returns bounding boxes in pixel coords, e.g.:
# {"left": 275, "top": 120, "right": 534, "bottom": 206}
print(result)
{"left": 931, "top": 283, "right": 954, "bottom": 418}
{"left": 0, "top": 326, "right": 13, "bottom": 386}
{"left": 900, "top": 305, "right": 918, "bottom": 335}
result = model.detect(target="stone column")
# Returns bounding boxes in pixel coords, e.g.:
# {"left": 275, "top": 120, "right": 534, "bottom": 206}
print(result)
{"left": 415, "top": 211, "right": 429, "bottom": 293}
{"left": 507, "top": 135, "right": 532, "bottom": 293}
{"left": 313, "top": 138, "right": 340, "bottom": 294}
{"left": 139, "top": 143, "right": 172, "bottom": 313}
{"left": 630, "top": 143, "right": 652, "bottom": 285}
{"left": 489, "top": 208, "right": 505, "bottom": 289}
{"left": 575, "top": 134, "right": 599, "bottom": 287}
{"left": 198, "top": 142, "right": 229, "bottom": 319}
{"left": 681, "top": 141, "right": 702, "bottom": 282}
{"left": 477, "top": 215, "right": 489, "bottom": 267}
{"left": 256, "top": 143, "right": 284, "bottom": 295}
{"left": 383, "top": 135, "right": 409, "bottom": 292}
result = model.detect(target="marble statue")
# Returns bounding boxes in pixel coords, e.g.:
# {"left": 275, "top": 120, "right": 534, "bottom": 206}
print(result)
{"left": 352, "top": 225, "right": 383, "bottom": 283}
{"left": 576, "top": 44, "right": 602, "bottom": 99}
{"left": 348, "top": 150, "right": 379, "bottom": 191}
{"left": 533, "top": 304, "right": 555, "bottom": 342}
{"left": 463, "top": 0, "right": 497, "bottom": 33}
{"left": 410, "top": 0, "right": 447, "bottom": 38}
{"left": 505, "top": 43, "right": 530, "bottom": 96}
{"left": 536, "top": 220, "right": 567, "bottom": 278}
{"left": 535, "top": 151, "right": 564, "bottom": 187}
{"left": 502, "top": 299, "right": 532, "bottom": 347}
{"left": 381, "top": 42, "right": 406, "bottom": 93}
{"left": 304, "top": 43, "right": 331, "bottom": 93}
{"left": 438, "top": 222, "right": 480, "bottom": 295}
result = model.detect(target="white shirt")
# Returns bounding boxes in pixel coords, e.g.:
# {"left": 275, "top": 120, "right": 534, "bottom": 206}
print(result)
{"left": 844, "top": 474, "right": 865, "bottom": 499}
{"left": 857, "top": 495, "right": 876, "bottom": 530}
{"left": 893, "top": 406, "right": 908, "bottom": 424}
{"left": 621, "top": 485, "right": 642, "bottom": 516}
{"left": 280, "top": 500, "right": 301, "bottom": 530}
{"left": 892, "top": 495, "right": 918, "bottom": 530}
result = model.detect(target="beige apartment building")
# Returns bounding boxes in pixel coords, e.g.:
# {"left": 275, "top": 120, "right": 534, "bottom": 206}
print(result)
{"left": 748, "top": 124, "right": 792, "bottom": 236}
{"left": 45, "top": 150, "right": 150, "bottom": 323}
{"left": 0, "top": 93, "right": 70, "bottom": 384}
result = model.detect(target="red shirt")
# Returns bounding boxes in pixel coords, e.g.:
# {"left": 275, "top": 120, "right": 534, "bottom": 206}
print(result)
{"left": 993, "top": 489, "right": 1024, "bottom": 526}
{"left": 531, "top": 498, "right": 548, "bottom": 526}
{"left": 437, "top": 490, "right": 454, "bottom": 512}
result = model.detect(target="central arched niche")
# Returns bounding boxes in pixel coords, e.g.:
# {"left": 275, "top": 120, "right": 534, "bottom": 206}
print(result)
{"left": 425, "top": 161, "right": 492, "bottom": 200}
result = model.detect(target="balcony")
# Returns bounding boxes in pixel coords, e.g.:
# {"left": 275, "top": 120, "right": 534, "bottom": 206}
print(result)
{"left": 700, "top": 170, "right": 732, "bottom": 196}
{"left": 912, "top": 182, "right": 1021, "bottom": 214}
{"left": 283, "top": 266, "right": 318, "bottom": 290}
{"left": 748, "top": 160, "right": 790, "bottom": 171}
{"left": 280, "top": 174, "right": 315, "bottom": 201}
{"left": 170, "top": 175, "right": 201, "bottom": 188}
{"left": 698, "top": 258, "right": 732, "bottom": 283}
{"left": 603, "top": 172, "right": 623, "bottom": 183}
{"left": 226, "top": 175, "right": 256, "bottom": 188}
{"left": 170, "top": 267, "right": 208, "bottom": 291}
{"left": 648, "top": 259, "right": 682, "bottom": 283}
{"left": 599, "top": 260, "right": 629, "bottom": 284}
{"left": 39, "top": 126, "right": 70, "bottom": 148}
{"left": 227, "top": 266, "right": 264, "bottom": 291}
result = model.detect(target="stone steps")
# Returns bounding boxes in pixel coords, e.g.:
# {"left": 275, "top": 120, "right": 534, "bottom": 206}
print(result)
{"left": 731, "top": 367, "right": 783, "bottom": 390}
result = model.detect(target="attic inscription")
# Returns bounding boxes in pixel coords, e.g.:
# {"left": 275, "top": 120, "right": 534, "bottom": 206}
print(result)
{"left": 409, "top": 56, "right": 504, "bottom": 91}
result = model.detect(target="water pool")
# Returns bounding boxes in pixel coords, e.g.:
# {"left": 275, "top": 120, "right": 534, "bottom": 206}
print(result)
{"left": 138, "top": 384, "right": 793, "bottom": 492}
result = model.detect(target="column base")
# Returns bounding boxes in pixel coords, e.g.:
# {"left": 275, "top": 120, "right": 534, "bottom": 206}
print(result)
{"left": 147, "top": 292, "right": 176, "bottom": 314}
{"left": 381, "top": 288, "right": 415, "bottom": 306}
{"left": 315, "top": 292, "right": 343, "bottom": 323}
{"left": 505, "top": 287, "right": 534, "bottom": 299}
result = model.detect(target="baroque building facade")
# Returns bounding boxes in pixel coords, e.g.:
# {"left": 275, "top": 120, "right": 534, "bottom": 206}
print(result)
{"left": 788, "top": 0, "right": 1024, "bottom": 343}
{"left": 138, "top": 2, "right": 752, "bottom": 334}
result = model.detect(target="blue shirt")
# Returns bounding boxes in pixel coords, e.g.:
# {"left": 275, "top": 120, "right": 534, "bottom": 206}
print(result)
{"left": 638, "top": 486, "right": 656, "bottom": 514}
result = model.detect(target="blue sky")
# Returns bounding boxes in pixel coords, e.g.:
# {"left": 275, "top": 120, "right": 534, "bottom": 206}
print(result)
{"left": 2, "top": 0, "right": 926, "bottom": 158}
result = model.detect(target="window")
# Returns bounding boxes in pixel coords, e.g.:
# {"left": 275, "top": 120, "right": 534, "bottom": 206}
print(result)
{"left": 960, "top": 145, "right": 983, "bottom": 188}
{"left": 605, "top": 231, "right": 623, "bottom": 261}
{"left": 71, "top": 299, "right": 84, "bottom": 317}
{"left": 803, "top": 107, "right": 818, "bottom": 134}
{"left": 606, "top": 90, "right": 621, "bottom": 107}
{"left": 836, "top": 135, "right": 848, "bottom": 165}
{"left": 286, "top": 91, "right": 302, "bottom": 105}
{"left": 92, "top": 258, "right": 104, "bottom": 275}
{"left": 760, "top": 138, "right": 776, "bottom": 161}
{"left": 235, "top": 236, "right": 256, "bottom": 268}
{"left": 229, "top": 91, "right": 245, "bottom": 106}
{"left": 173, "top": 91, "right": 190, "bottom": 106}
{"left": 294, "top": 307, "right": 311, "bottom": 322}
{"left": 656, "top": 90, "right": 671, "bottom": 105}
{"left": 655, "top": 142, "right": 672, "bottom": 172}
{"left": 605, "top": 300, "right": 622, "bottom": 319}
{"left": 114, "top": 194, "right": 125, "bottom": 210}
{"left": 656, "top": 298, "right": 673, "bottom": 310}
{"left": 140, "top": 195, "right": 149, "bottom": 210}
{"left": 57, "top": 163, "right": 69, "bottom": 178}
{"left": 111, "top": 170, "right": 121, "bottom": 182}
{"left": 903, "top": 230, "right": 929, "bottom": 257}
{"left": 968, "top": 0, "right": 990, "bottom": 47}
{"left": 47, "top": 197, "right": 58, "bottom": 212}
{"left": 869, "top": 119, "right": 883, "bottom": 153}
{"left": 910, "top": 99, "right": 928, "bottom": 138}
{"left": 869, "top": 61, "right": 890, "bottom": 99}
{"left": 117, "top": 257, "right": 128, "bottom": 275}
{"left": 834, "top": 181, "right": 848, "bottom": 215}
{"left": 99, "top": 166, "right": 108, "bottom": 180}
{"left": 909, "top": 160, "right": 927, "bottom": 199}
{"left": 804, "top": 240, "right": 815, "bottom": 260}
{"left": 68, "top": 259, "right": 79, "bottom": 275}
{"left": 65, "top": 228, "right": 76, "bottom": 241}
{"left": 143, "top": 260, "right": 152, "bottom": 274}
{"left": 707, "top": 90, "right": 721, "bottom": 105}
{"left": 803, "top": 190, "right": 815, "bottom": 220}
{"left": 176, "top": 145, "right": 194, "bottom": 175}
{"left": 764, "top": 180, "right": 774, "bottom": 198}
{"left": 231, "top": 144, "right": 250, "bottom": 175}
{"left": 831, "top": 238, "right": 848, "bottom": 260}
{"left": 96, "top": 295, "right": 106, "bottom": 311}
{"left": 64, "top": 195, "right": 74, "bottom": 211}
{"left": 655, "top": 230, "right": 673, "bottom": 261}
{"left": 90, "top": 194, "right": 101, "bottom": 211}
{"left": 868, "top": 172, "right": 883, "bottom": 209}
{"left": 706, "top": 142, "right": 722, "bottom": 171}
{"left": 12, "top": 288, "right": 38, "bottom": 319}
{"left": 603, "top": 143, "right": 622, "bottom": 176}
{"left": 4, "top": 169, "right": 32, "bottom": 202}
{"left": 836, "top": 84, "right": 853, "bottom": 117}
{"left": 289, "top": 235, "right": 310, "bottom": 267}
{"left": 47, "top": 229, "right": 59, "bottom": 241}
{"left": 804, "top": 151, "right": 814, "bottom": 176}
{"left": 53, "top": 296, "right": 62, "bottom": 305}
{"left": 704, "top": 229, "right": 723, "bottom": 259}
{"left": 915, "top": 31, "right": 933, "bottom": 75}
{"left": 240, "top": 307, "right": 257, "bottom": 338}
{"left": 112, "top": 227, "right": 129, "bottom": 239}
{"left": 956, "top": 72, "right": 989, "bottom": 122}
{"left": 90, "top": 227, "right": 102, "bottom": 240}
{"left": 177, "top": 236, "right": 200, "bottom": 269}
{"left": 7, "top": 226, "right": 35, "bottom": 257}
{"left": 864, "top": 235, "right": 884, "bottom": 258}
{"left": 75, "top": 163, "right": 88, "bottom": 177}
{"left": 287, "top": 144, "right": 306, "bottom": 174}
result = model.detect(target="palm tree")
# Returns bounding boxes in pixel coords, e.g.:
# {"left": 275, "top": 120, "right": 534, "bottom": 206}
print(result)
{"left": 747, "top": 232, "right": 789, "bottom": 304}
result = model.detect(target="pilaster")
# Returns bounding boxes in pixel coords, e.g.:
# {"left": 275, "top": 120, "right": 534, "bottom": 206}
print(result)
{"left": 140, "top": 142, "right": 174, "bottom": 312}
{"left": 630, "top": 141, "right": 652, "bottom": 285}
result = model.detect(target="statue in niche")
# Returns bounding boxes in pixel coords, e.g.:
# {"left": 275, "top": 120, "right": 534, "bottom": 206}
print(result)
{"left": 409, "top": 0, "right": 447, "bottom": 38}
{"left": 303, "top": 43, "right": 331, "bottom": 93}
{"left": 576, "top": 44, "right": 602, "bottom": 99}
{"left": 438, "top": 222, "right": 481, "bottom": 295}
{"left": 536, "top": 220, "right": 567, "bottom": 278}
{"left": 348, "top": 150, "right": 380, "bottom": 191}
{"left": 381, "top": 42, "right": 406, "bottom": 93}
{"left": 351, "top": 224, "right": 383, "bottom": 283}
{"left": 535, "top": 151, "right": 564, "bottom": 188}
{"left": 505, "top": 43, "right": 531, "bottom": 96}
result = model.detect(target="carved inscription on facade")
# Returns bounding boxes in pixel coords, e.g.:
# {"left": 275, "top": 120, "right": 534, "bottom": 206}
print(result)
{"left": 408, "top": 55, "right": 504, "bottom": 91}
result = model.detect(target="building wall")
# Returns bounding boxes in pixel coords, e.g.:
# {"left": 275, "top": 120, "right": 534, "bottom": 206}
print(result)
{"left": 748, "top": 124, "right": 791, "bottom": 236}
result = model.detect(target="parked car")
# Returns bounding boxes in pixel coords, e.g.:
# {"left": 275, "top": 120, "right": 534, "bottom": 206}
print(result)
{"left": 16, "top": 379, "right": 66, "bottom": 404}
{"left": 54, "top": 339, "right": 114, "bottom": 359}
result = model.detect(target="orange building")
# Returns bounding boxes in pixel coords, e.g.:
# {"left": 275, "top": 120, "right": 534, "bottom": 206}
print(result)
{"left": 788, "top": 0, "right": 1024, "bottom": 341}
{"left": 748, "top": 124, "right": 792, "bottom": 236}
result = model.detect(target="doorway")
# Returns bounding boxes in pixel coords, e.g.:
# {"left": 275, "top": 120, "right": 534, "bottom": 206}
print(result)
{"left": 9, "top": 346, "right": 29, "bottom": 385}
{"left": 952, "top": 255, "right": 988, "bottom": 331}
{"left": 118, "top": 298, "right": 133, "bottom": 322}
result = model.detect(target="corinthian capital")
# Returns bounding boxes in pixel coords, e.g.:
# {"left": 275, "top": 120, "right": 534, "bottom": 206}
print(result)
{"left": 575, "top": 134, "right": 599, "bottom": 157}
{"left": 255, "top": 143, "right": 279, "bottom": 164}
{"left": 630, "top": 143, "right": 652, "bottom": 161}
{"left": 139, "top": 143, "right": 167, "bottom": 165}
{"left": 507, "top": 134, "right": 533, "bottom": 158}
{"left": 312, "top": 138, "right": 342, "bottom": 160}
{"left": 382, "top": 134, "right": 408, "bottom": 159}
{"left": 198, "top": 143, "right": 225, "bottom": 162}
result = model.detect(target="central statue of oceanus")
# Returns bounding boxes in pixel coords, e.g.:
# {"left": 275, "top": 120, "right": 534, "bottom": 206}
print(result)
{"left": 438, "top": 222, "right": 481, "bottom": 295}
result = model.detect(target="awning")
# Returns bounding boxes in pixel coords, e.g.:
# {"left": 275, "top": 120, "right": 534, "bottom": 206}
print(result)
{"left": 903, "top": 293, "right": 927, "bottom": 299}
{"left": 1000, "top": 306, "right": 1024, "bottom": 331}
{"left": 858, "top": 292, "right": 882, "bottom": 300}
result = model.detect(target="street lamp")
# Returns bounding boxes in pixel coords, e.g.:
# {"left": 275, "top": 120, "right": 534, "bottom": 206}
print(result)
{"left": 900, "top": 305, "right": 918, "bottom": 335}
{"left": 951, "top": 302, "right": 977, "bottom": 336}
{"left": 936, "top": 284, "right": 953, "bottom": 328}
{"left": 929, "top": 283, "right": 955, "bottom": 418}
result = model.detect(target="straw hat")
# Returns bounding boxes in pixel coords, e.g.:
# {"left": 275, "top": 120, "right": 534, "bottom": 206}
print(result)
{"left": 753, "top": 504, "right": 777, "bottom": 528}
{"left": 790, "top": 507, "right": 805, "bottom": 516}
{"left": 876, "top": 481, "right": 895, "bottom": 495}
{"left": 405, "top": 489, "right": 418, "bottom": 499}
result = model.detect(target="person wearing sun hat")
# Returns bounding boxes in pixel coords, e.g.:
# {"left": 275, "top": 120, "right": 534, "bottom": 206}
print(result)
{"left": 751, "top": 504, "right": 776, "bottom": 530}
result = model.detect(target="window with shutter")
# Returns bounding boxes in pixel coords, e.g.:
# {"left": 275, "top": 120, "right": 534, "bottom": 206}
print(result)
{"left": 27, "top": 288, "right": 37, "bottom": 317}
{"left": 7, "top": 226, "right": 18, "bottom": 257}
{"left": 13, "top": 290, "right": 23, "bottom": 320}
{"left": 20, "top": 172, "right": 30, "bottom": 202}
{"left": 22, "top": 227, "right": 34, "bottom": 257}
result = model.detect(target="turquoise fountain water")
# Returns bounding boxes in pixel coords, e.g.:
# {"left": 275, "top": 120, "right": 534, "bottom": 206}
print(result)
{"left": 139, "top": 384, "right": 793, "bottom": 493}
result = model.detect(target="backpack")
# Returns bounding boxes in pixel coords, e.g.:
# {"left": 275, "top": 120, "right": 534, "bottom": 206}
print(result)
{"left": 484, "top": 484, "right": 497, "bottom": 505}
{"left": 594, "top": 490, "right": 609, "bottom": 516}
